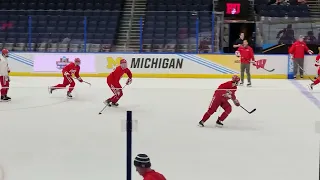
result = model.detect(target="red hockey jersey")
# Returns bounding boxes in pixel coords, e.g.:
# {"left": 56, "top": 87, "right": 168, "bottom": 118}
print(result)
{"left": 214, "top": 81, "right": 237, "bottom": 100}
{"left": 108, "top": 65, "right": 132, "bottom": 82}
{"left": 62, "top": 62, "right": 80, "bottom": 78}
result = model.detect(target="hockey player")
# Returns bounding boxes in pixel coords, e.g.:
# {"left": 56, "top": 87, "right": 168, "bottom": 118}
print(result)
{"left": 199, "top": 75, "right": 241, "bottom": 127}
{"left": 49, "top": 58, "right": 83, "bottom": 98}
{"left": 105, "top": 59, "right": 132, "bottom": 107}
{"left": 0, "top": 49, "right": 11, "bottom": 101}
{"left": 309, "top": 53, "right": 320, "bottom": 90}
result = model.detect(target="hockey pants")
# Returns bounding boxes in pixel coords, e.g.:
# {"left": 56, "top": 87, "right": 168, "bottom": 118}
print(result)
{"left": 201, "top": 96, "right": 232, "bottom": 122}
{"left": 107, "top": 78, "right": 123, "bottom": 103}
{"left": 53, "top": 75, "right": 75, "bottom": 93}
{"left": 0, "top": 76, "right": 9, "bottom": 96}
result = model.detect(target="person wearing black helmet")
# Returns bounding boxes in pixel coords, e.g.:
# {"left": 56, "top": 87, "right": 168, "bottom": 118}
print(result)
{"left": 134, "top": 154, "right": 166, "bottom": 180}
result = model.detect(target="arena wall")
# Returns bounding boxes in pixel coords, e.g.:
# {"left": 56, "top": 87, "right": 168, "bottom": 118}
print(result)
{"left": 6, "top": 53, "right": 319, "bottom": 79}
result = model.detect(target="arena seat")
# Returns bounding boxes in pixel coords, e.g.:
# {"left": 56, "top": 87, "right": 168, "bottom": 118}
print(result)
{"left": 143, "top": 0, "right": 213, "bottom": 52}
{"left": 0, "top": 0, "right": 124, "bottom": 52}
{"left": 257, "top": 4, "right": 310, "bottom": 17}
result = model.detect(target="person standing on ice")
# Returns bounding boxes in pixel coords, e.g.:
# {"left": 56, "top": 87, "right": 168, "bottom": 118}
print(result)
{"left": 134, "top": 154, "right": 166, "bottom": 180}
{"left": 0, "top": 48, "right": 11, "bottom": 101}
{"left": 289, "top": 35, "right": 313, "bottom": 79}
{"left": 235, "top": 40, "right": 254, "bottom": 87}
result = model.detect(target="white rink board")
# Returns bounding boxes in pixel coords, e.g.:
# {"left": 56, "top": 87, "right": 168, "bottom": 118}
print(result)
{"left": 305, "top": 55, "right": 320, "bottom": 76}
{"left": 7, "top": 53, "right": 289, "bottom": 78}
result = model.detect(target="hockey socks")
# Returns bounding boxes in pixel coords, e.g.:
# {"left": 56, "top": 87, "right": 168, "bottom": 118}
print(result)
{"left": 201, "top": 112, "right": 211, "bottom": 122}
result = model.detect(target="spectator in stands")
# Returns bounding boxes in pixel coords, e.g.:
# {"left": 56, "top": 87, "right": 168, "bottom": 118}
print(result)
{"left": 297, "top": 0, "right": 306, "bottom": 4}
{"left": 277, "top": 24, "right": 295, "bottom": 44}
{"left": 199, "top": 36, "right": 211, "bottom": 53}
{"left": 304, "top": 31, "right": 317, "bottom": 44}
{"left": 268, "top": 0, "right": 289, "bottom": 5}
{"left": 233, "top": 32, "right": 244, "bottom": 52}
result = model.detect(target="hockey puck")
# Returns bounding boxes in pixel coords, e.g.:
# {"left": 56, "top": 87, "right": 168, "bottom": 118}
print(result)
{"left": 99, "top": 112, "right": 102, "bottom": 115}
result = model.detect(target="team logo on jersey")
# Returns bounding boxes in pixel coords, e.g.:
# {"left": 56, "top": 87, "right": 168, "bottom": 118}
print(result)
{"left": 56, "top": 56, "right": 69, "bottom": 69}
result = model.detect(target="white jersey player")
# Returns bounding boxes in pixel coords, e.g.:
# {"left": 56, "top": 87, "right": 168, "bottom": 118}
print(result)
{"left": 0, "top": 49, "right": 11, "bottom": 101}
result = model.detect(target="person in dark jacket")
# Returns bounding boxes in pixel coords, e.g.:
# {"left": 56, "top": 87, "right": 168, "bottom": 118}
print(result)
{"left": 233, "top": 32, "right": 244, "bottom": 52}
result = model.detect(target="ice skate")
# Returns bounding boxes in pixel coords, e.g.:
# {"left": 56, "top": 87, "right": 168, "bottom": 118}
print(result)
{"left": 1, "top": 95, "right": 9, "bottom": 102}
{"left": 293, "top": 75, "right": 297, "bottom": 79}
{"left": 247, "top": 83, "right": 252, "bottom": 87}
{"left": 198, "top": 121, "right": 204, "bottom": 127}
{"left": 309, "top": 83, "right": 314, "bottom": 90}
{"left": 111, "top": 102, "right": 119, "bottom": 107}
{"left": 215, "top": 119, "right": 223, "bottom": 127}
{"left": 5, "top": 95, "right": 11, "bottom": 101}
{"left": 48, "top": 86, "right": 55, "bottom": 94}
{"left": 300, "top": 75, "right": 304, "bottom": 79}
{"left": 67, "top": 92, "right": 73, "bottom": 99}
{"left": 103, "top": 99, "right": 112, "bottom": 107}
{"left": 239, "top": 82, "right": 244, "bottom": 86}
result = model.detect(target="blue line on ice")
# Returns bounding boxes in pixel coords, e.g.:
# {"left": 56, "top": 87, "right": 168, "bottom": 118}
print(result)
{"left": 290, "top": 80, "right": 320, "bottom": 109}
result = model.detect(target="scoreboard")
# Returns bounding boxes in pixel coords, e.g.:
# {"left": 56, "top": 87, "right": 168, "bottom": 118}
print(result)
{"left": 218, "top": 0, "right": 249, "bottom": 19}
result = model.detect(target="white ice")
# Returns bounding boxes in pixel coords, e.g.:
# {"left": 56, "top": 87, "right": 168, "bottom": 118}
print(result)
{"left": 0, "top": 77, "right": 318, "bottom": 180}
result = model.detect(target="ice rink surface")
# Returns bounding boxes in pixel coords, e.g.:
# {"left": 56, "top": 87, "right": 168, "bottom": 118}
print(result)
{"left": 0, "top": 77, "right": 319, "bottom": 180}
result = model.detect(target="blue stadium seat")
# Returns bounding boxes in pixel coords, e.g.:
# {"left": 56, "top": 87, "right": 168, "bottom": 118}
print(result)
{"left": 0, "top": 0, "right": 123, "bottom": 52}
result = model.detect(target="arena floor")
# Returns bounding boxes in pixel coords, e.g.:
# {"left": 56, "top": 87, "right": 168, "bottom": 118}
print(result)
{"left": 0, "top": 77, "right": 318, "bottom": 180}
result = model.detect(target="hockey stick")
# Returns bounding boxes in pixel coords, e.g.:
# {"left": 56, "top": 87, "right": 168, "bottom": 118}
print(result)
{"left": 240, "top": 105, "right": 256, "bottom": 114}
{"left": 262, "top": 67, "right": 275, "bottom": 72}
{"left": 73, "top": 78, "right": 92, "bottom": 86}
{"left": 83, "top": 81, "right": 91, "bottom": 86}
{"left": 235, "top": 60, "right": 275, "bottom": 72}
{"left": 297, "top": 64, "right": 314, "bottom": 81}
{"left": 98, "top": 85, "right": 127, "bottom": 115}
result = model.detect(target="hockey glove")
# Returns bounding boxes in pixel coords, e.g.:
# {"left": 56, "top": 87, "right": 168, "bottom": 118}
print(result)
{"left": 222, "top": 90, "right": 232, "bottom": 99}
{"left": 126, "top": 78, "right": 132, "bottom": 85}
{"left": 77, "top": 77, "right": 83, "bottom": 82}
{"left": 308, "top": 50, "right": 313, "bottom": 55}
{"left": 233, "top": 99, "right": 240, "bottom": 106}
{"left": 5, "top": 75, "right": 10, "bottom": 82}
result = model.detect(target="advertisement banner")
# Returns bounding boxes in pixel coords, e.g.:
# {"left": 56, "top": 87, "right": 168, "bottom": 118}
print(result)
{"left": 197, "top": 54, "right": 287, "bottom": 75}
{"left": 7, "top": 53, "right": 289, "bottom": 78}
{"left": 96, "top": 54, "right": 214, "bottom": 74}
{"left": 287, "top": 56, "right": 294, "bottom": 79}
{"left": 33, "top": 54, "right": 96, "bottom": 72}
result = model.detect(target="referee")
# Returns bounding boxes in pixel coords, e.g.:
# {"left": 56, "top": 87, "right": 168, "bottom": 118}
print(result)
{"left": 233, "top": 32, "right": 245, "bottom": 52}
{"left": 134, "top": 154, "right": 166, "bottom": 180}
